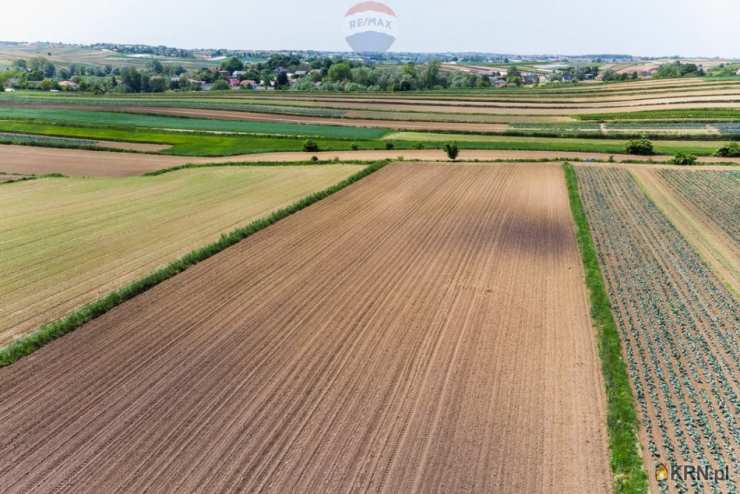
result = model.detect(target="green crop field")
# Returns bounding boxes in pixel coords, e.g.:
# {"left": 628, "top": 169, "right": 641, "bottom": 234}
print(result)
{"left": 579, "top": 108, "right": 740, "bottom": 121}
{"left": 385, "top": 131, "right": 726, "bottom": 156}
{"left": 0, "top": 107, "right": 389, "bottom": 140}
{"left": 0, "top": 120, "right": 403, "bottom": 156}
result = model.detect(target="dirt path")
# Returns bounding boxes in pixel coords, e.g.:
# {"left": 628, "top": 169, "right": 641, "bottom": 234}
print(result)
{"left": 631, "top": 167, "right": 739, "bottom": 295}
{"left": 0, "top": 164, "right": 611, "bottom": 493}
{"left": 2, "top": 144, "right": 739, "bottom": 177}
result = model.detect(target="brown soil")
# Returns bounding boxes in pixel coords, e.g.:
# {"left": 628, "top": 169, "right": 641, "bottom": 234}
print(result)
{"left": 0, "top": 163, "right": 611, "bottom": 493}
{"left": 2, "top": 144, "right": 739, "bottom": 177}
{"left": 0, "top": 144, "right": 190, "bottom": 176}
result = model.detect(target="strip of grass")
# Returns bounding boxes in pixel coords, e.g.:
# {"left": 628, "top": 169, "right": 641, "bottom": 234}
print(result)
{"left": 0, "top": 121, "right": 399, "bottom": 156}
{"left": 562, "top": 163, "right": 648, "bottom": 494}
{"left": 0, "top": 173, "right": 65, "bottom": 185}
{"left": 579, "top": 108, "right": 740, "bottom": 121}
{"left": 0, "top": 160, "right": 389, "bottom": 367}
{"left": 387, "top": 131, "right": 722, "bottom": 156}
{"left": 0, "top": 107, "right": 389, "bottom": 140}
{"left": 143, "top": 160, "right": 376, "bottom": 176}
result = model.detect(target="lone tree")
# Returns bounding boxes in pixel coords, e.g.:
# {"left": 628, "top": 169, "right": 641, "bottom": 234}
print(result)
{"left": 221, "top": 57, "right": 244, "bottom": 73}
{"left": 303, "top": 140, "right": 319, "bottom": 152}
{"left": 714, "top": 142, "right": 740, "bottom": 157}
{"left": 444, "top": 143, "right": 459, "bottom": 161}
{"left": 672, "top": 153, "right": 697, "bottom": 166}
{"left": 625, "top": 137, "right": 654, "bottom": 156}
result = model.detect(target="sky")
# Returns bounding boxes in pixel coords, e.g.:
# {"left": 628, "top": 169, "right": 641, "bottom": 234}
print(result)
{"left": 1, "top": 0, "right": 739, "bottom": 58}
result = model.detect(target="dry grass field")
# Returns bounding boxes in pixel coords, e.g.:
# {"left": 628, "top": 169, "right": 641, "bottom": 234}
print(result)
{"left": 631, "top": 168, "right": 739, "bottom": 295}
{"left": 0, "top": 165, "right": 361, "bottom": 344}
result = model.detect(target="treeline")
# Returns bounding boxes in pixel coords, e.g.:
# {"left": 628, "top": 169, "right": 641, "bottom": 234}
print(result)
{"left": 291, "top": 60, "right": 498, "bottom": 91}
{"left": 90, "top": 43, "right": 193, "bottom": 59}
{"left": 601, "top": 70, "right": 640, "bottom": 82}
{"left": 2, "top": 57, "right": 195, "bottom": 93}
{"left": 222, "top": 55, "right": 501, "bottom": 91}
{"left": 654, "top": 61, "right": 705, "bottom": 79}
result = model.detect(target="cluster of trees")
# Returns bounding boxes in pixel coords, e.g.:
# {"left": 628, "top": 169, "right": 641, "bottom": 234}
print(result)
{"left": 707, "top": 63, "right": 740, "bottom": 78}
{"left": 602, "top": 69, "right": 640, "bottom": 82}
{"left": 2, "top": 57, "right": 198, "bottom": 93}
{"left": 654, "top": 61, "right": 705, "bottom": 79}
{"left": 90, "top": 43, "right": 193, "bottom": 59}
{"left": 7, "top": 52, "right": 720, "bottom": 95}
{"left": 291, "top": 59, "right": 498, "bottom": 91}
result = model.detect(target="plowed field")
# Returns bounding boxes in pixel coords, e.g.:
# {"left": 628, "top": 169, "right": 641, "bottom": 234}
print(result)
{"left": 0, "top": 163, "right": 611, "bottom": 493}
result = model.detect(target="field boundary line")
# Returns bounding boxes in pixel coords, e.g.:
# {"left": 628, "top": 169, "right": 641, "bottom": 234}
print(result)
{"left": 0, "top": 160, "right": 390, "bottom": 367}
{"left": 143, "top": 159, "right": 384, "bottom": 176}
{"left": 0, "top": 172, "right": 66, "bottom": 185}
{"left": 563, "top": 163, "right": 648, "bottom": 494}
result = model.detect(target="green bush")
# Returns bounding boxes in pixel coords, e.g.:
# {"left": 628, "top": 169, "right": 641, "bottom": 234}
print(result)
{"left": 443, "top": 143, "right": 460, "bottom": 160}
{"left": 714, "top": 142, "right": 740, "bottom": 157}
{"left": 385, "top": 141, "right": 395, "bottom": 150}
{"left": 351, "top": 143, "right": 359, "bottom": 151}
{"left": 211, "top": 80, "right": 230, "bottom": 91}
{"left": 625, "top": 138, "right": 654, "bottom": 155}
{"left": 303, "top": 140, "right": 320, "bottom": 152}
{"left": 671, "top": 153, "right": 697, "bottom": 165}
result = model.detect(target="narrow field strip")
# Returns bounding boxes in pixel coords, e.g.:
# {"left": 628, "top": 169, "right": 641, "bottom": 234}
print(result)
{"left": 630, "top": 168, "right": 739, "bottom": 295}
{"left": 563, "top": 164, "right": 648, "bottom": 494}
{"left": 0, "top": 163, "right": 611, "bottom": 493}
{"left": 0, "top": 165, "right": 363, "bottom": 348}
{"left": 3, "top": 144, "right": 740, "bottom": 178}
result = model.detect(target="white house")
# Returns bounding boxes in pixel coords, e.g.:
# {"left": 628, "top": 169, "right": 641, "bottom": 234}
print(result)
{"left": 58, "top": 80, "right": 79, "bottom": 91}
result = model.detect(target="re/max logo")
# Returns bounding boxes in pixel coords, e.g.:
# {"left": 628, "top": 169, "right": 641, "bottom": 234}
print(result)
{"left": 348, "top": 17, "right": 393, "bottom": 30}
{"left": 658, "top": 464, "right": 732, "bottom": 482}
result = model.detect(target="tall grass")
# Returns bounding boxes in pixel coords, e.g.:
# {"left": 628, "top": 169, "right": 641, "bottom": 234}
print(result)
{"left": 0, "top": 160, "right": 389, "bottom": 367}
{"left": 563, "top": 163, "right": 648, "bottom": 494}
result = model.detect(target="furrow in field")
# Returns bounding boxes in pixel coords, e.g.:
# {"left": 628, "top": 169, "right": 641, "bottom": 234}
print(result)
{"left": 0, "top": 163, "right": 611, "bottom": 493}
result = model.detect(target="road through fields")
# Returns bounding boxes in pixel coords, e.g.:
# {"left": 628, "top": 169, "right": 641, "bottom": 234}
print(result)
{"left": 0, "top": 163, "right": 611, "bottom": 493}
{"left": 3, "top": 143, "right": 740, "bottom": 177}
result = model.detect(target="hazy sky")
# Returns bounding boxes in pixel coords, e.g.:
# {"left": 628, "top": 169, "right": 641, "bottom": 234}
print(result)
{"left": 1, "top": 0, "right": 738, "bottom": 57}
